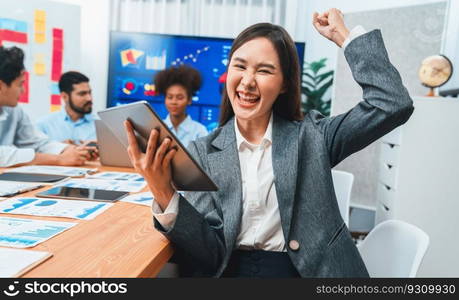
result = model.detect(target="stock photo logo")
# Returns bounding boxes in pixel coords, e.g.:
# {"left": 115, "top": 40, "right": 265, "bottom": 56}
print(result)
{"left": 3, "top": 281, "right": 20, "bottom": 297}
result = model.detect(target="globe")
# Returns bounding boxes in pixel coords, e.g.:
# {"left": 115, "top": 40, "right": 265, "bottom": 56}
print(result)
{"left": 418, "top": 55, "right": 453, "bottom": 96}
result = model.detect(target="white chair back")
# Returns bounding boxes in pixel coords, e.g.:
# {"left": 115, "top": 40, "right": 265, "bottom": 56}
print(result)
{"left": 357, "top": 220, "right": 430, "bottom": 277}
{"left": 331, "top": 170, "right": 354, "bottom": 225}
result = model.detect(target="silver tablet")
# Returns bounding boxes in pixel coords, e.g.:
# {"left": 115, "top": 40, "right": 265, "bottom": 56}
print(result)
{"left": 95, "top": 119, "right": 133, "bottom": 168}
{"left": 98, "top": 101, "right": 218, "bottom": 191}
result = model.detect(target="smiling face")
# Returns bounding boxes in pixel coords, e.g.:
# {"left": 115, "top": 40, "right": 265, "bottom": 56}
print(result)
{"left": 226, "top": 37, "right": 285, "bottom": 124}
{"left": 165, "top": 84, "right": 191, "bottom": 118}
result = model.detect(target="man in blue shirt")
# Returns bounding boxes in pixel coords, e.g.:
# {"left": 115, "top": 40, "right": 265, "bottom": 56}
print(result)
{"left": 0, "top": 46, "right": 94, "bottom": 167}
{"left": 36, "top": 71, "right": 96, "bottom": 144}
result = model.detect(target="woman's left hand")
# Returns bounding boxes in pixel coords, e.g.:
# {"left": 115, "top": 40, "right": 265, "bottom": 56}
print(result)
{"left": 124, "top": 120, "right": 177, "bottom": 210}
{"left": 313, "top": 8, "right": 350, "bottom": 48}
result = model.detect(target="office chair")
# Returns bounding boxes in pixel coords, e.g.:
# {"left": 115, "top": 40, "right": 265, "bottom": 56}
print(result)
{"left": 357, "top": 220, "right": 429, "bottom": 277}
{"left": 331, "top": 170, "right": 354, "bottom": 226}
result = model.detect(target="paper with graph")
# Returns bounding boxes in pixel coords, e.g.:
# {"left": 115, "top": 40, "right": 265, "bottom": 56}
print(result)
{"left": 0, "top": 217, "right": 76, "bottom": 248}
{"left": 0, "top": 197, "right": 113, "bottom": 220}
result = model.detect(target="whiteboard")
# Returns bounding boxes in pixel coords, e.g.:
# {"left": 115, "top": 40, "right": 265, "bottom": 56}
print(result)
{"left": 0, "top": 0, "right": 80, "bottom": 121}
{"left": 331, "top": 2, "right": 447, "bottom": 208}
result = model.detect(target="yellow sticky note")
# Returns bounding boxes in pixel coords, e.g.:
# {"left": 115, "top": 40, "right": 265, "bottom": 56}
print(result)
{"left": 35, "top": 33, "right": 46, "bottom": 44}
{"left": 34, "top": 10, "right": 47, "bottom": 44}
{"left": 35, "top": 10, "right": 46, "bottom": 20}
{"left": 34, "top": 54, "right": 46, "bottom": 75}
{"left": 50, "top": 105, "right": 61, "bottom": 112}
{"left": 34, "top": 63, "right": 46, "bottom": 75}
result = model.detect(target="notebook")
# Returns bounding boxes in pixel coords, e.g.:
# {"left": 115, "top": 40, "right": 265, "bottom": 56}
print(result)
{"left": 0, "top": 172, "right": 67, "bottom": 183}
{"left": 0, "top": 247, "right": 52, "bottom": 277}
{"left": 0, "top": 181, "right": 43, "bottom": 197}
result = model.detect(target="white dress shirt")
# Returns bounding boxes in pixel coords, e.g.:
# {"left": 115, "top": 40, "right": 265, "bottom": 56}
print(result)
{"left": 233, "top": 113, "right": 285, "bottom": 251}
{"left": 152, "top": 26, "right": 367, "bottom": 251}
{"left": 0, "top": 106, "right": 67, "bottom": 167}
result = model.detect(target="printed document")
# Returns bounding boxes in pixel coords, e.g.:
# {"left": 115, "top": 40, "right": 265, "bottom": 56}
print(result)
{"left": 121, "top": 192, "right": 153, "bottom": 206}
{"left": 86, "top": 171, "right": 144, "bottom": 182}
{"left": 0, "top": 217, "right": 76, "bottom": 248}
{"left": 55, "top": 179, "right": 146, "bottom": 193}
{"left": 0, "top": 197, "right": 113, "bottom": 220}
{"left": 5, "top": 165, "right": 97, "bottom": 177}
{"left": 0, "top": 181, "right": 43, "bottom": 197}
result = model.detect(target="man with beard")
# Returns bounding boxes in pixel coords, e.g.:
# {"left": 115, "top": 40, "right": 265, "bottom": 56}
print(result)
{"left": 36, "top": 71, "right": 96, "bottom": 144}
{"left": 0, "top": 46, "right": 94, "bottom": 167}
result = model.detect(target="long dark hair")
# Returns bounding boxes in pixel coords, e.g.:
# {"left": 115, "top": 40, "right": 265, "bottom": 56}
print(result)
{"left": 219, "top": 23, "right": 303, "bottom": 126}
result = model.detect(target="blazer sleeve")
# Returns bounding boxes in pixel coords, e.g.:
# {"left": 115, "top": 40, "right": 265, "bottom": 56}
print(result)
{"left": 310, "top": 29, "right": 414, "bottom": 167}
{"left": 153, "top": 141, "right": 225, "bottom": 275}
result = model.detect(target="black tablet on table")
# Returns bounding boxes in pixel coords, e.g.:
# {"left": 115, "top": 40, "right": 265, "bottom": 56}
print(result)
{"left": 36, "top": 186, "right": 128, "bottom": 202}
{"left": 0, "top": 172, "right": 67, "bottom": 183}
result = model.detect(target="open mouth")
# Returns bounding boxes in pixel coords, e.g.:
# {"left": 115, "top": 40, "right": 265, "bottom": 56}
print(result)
{"left": 236, "top": 92, "right": 260, "bottom": 108}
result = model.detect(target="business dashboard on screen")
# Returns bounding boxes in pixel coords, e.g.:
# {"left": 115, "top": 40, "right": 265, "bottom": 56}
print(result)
{"left": 107, "top": 31, "right": 305, "bottom": 131}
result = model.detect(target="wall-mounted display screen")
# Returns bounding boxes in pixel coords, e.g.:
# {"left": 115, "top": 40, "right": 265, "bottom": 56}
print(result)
{"left": 108, "top": 31, "right": 305, "bottom": 131}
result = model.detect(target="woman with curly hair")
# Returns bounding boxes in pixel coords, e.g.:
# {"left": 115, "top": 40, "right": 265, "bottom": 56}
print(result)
{"left": 154, "top": 65, "right": 208, "bottom": 147}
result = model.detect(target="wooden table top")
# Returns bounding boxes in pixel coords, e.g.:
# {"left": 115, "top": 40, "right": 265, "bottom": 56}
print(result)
{"left": 0, "top": 164, "right": 173, "bottom": 278}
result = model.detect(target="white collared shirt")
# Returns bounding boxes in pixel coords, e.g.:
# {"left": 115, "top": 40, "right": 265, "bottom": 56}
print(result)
{"left": 153, "top": 113, "right": 285, "bottom": 251}
{"left": 163, "top": 114, "right": 208, "bottom": 148}
{"left": 234, "top": 113, "right": 285, "bottom": 251}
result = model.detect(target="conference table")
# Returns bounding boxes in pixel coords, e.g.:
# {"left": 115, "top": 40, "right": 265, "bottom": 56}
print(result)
{"left": 0, "top": 164, "right": 173, "bottom": 278}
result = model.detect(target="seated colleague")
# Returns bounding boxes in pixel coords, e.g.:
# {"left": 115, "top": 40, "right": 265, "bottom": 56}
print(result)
{"left": 154, "top": 65, "right": 208, "bottom": 147}
{"left": 36, "top": 71, "right": 96, "bottom": 145}
{"left": 0, "top": 46, "right": 94, "bottom": 167}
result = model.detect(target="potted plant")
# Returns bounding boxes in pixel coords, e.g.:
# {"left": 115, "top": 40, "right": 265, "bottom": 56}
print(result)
{"left": 301, "top": 58, "right": 334, "bottom": 116}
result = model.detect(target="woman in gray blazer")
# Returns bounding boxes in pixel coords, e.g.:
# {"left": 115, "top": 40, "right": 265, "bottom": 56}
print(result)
{"left": 124, "top": 8, "right": 413, "bottom": 277}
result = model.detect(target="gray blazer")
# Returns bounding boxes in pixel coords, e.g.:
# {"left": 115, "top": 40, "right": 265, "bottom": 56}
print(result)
{"left": 154, "top": 30, "right": 414, "bottom": 277}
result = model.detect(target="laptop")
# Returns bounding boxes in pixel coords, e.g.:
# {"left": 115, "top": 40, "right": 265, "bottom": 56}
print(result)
{"left": 95, "top": 119, "right": 133, "bottom": 168}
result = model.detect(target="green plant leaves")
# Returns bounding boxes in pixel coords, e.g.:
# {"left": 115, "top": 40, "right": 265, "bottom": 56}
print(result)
{"left": 301, "top": 58, "right": 334, "bottom": 116}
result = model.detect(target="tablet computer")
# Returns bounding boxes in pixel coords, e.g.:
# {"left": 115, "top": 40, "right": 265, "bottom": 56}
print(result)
{"left": 0, "top": 172, "right": 68, "bottom": 183}
{"left": 36, "top": 186, "right": 129, "bottom": 202}
{"left": 98, "top": 101, "right": 218, "bottom": 191}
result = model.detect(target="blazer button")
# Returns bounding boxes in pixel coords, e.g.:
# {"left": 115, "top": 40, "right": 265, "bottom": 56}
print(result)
{"left": 289, "top": 240, "right": 300, "bottom": 251}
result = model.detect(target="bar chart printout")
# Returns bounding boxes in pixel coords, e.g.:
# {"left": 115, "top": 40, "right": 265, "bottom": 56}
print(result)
{"left": 0, "top": 217, "right": 76, "bottom": 248}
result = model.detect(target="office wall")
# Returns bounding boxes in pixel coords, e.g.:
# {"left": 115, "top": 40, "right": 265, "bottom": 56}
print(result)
{"left": 297, "top": 0, "right": 457, "bottom": 109}
{"left": 441, "top": 0, "right": 459, "bottom": 91}
{"left": 331, "top": 2, "right": 447, "bottom": 208}
{"left": 40, "top": 0, "right": 110, "bottom": 115}
{"left": 300, "top": 0, "right": 448, "bottom": 72}
{"left": 0, "top": 0, "right": 80, "bottom": 121}
{"left": 26, "top": 0, "right": 457, "bottom": 120}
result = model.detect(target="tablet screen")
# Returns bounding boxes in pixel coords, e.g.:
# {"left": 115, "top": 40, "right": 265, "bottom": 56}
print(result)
{"left": 36, "top": 186, "right": 129, "bottom": 202}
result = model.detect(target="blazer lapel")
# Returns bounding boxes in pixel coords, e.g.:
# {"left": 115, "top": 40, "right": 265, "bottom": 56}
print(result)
{"left": 272, "top": 114, "right": 299, "bottom": 238}
{"left": 207, "top": 118, "right": 242, "bottom": 253}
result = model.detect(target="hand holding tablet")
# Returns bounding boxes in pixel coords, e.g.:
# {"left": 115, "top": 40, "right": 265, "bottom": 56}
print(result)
{"left": 98, "top": 101, "right": 218, "bottom": 192}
